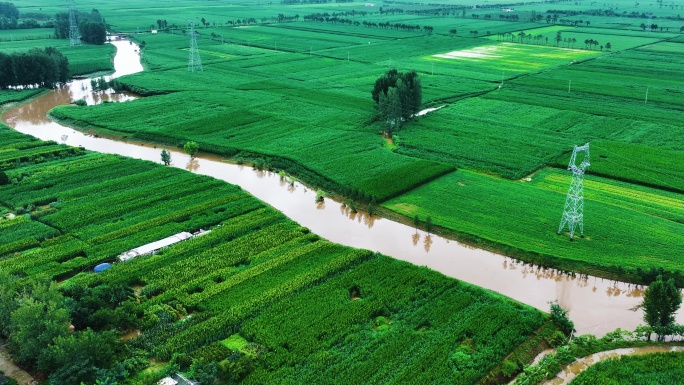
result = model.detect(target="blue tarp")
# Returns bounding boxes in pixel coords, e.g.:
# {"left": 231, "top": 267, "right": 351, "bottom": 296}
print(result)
{"left": 94, "top": 263, "right": 112, "bottom": 273}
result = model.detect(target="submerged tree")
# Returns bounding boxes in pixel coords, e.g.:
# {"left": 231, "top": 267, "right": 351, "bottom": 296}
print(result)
{"left": 549, "top": 301, "right": 575, "bottom": 337}
{"left": 642, "top": 275, "right": 682, "bottom": 341}
{"left": 160, "top": 149, "right": 172, "bottom": 166}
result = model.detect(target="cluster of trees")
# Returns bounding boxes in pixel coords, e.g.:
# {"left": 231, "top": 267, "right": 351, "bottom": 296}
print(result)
{"left": 497, "top": 13, "right": 521, "bottom": 21}
{"left": 0, "top": 274, "right": 128, "bottom": 385}
{"left": 90, "top": 76, "right": 124, "bottom": 91}
{"left": 0, "top": 2, "right": 44, "bottom": 30}
{"left": 0, "top": 47, "right": 68, "bottom": 89}
{"left": 372, "top": 69, "right": 422, "bottom": 136}
{"left": 53, "top": 9, "right": 106, "bottom": 45}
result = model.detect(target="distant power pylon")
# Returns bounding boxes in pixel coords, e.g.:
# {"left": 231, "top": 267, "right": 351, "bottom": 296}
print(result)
{"left": 188, "top": 21, "right": 203, "bottom": 72}
{"left": 68, "top": 4, "right": 81, "bottom": 46}
{"left": 558, "top": 143, "right": 590, "bottom": 239}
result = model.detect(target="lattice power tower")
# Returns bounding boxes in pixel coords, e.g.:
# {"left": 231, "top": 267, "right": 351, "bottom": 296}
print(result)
{"left": 188, "top": 21, "right": 203, "bottom": 72}
{"left": 68, "top": 4, "right": 81, "bottom": 46}
{"left": 557, "top": 143, "right": 590, "bottom": 239}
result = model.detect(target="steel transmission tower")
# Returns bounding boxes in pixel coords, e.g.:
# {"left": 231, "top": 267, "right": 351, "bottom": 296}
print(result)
{"left": 68, "top": 4, "right": 81, "bottom": 46}
{"left": 557, "top": 143, "right": 590, "bottom": 239}
{"left": 188, "top": 22, "right": 203, "bottom": 72}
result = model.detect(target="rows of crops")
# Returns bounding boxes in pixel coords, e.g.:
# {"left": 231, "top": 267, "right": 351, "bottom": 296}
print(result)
{"left": 570, "top": 352, "right": 684, "bottom": 385}
{"left": 383, "top": 168, "right": 684, "bottom": 281}
{"left": 0, "top": 124, "right": 549, "bottom": 383}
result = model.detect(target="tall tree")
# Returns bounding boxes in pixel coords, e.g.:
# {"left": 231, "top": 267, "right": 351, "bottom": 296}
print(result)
{"left": 378, "top": 86, "right": 401, "bottom": 135}
{"left": 161, "top": 149, "right": 172, "bottom": 165}
{"left": 8, "top": 282, "right": 71, "bottom": 368}
{"left": 38, "top": 329, "right": 119, "bottom": 385}
{"left": 642, "top": 275, "right": 682, "bottom": 341}
{"left": 184, "top": 141, "right": 199, "bottom": 158}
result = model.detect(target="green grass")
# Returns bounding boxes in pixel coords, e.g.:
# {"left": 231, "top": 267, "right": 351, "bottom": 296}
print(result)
{"left": 220, "top": 334, "right": 250, "bottom": 351}
{"left": 570, "top": 352, "right": 684, "bottom": 385}
{"left": 0, "top": 89, "right": 46, "bottom": 105}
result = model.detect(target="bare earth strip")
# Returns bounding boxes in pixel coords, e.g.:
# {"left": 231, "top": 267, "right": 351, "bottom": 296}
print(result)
{"left": 0, "top": 346, "right": 34, "bottom": 385}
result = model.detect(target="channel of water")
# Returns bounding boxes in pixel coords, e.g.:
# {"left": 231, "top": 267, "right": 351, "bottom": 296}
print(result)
{"left": 3, "top": 39, "right": 682, "bottom": 337}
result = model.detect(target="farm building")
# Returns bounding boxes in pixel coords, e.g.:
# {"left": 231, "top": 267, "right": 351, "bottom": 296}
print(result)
{"left": 158, "top": 374, "right": 199, "bottom": 385}
{"left": 119, "top": 232, "right": 193, "bottom": 262}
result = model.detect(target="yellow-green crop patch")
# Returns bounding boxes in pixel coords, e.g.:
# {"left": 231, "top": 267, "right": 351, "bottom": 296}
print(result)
{"left": 431, "top": 42, "right": 598, "bottom": 73}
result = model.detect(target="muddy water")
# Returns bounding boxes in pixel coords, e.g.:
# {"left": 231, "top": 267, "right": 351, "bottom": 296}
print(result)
{"left": 544, "top": 345, "right": 684, "bottom": 384}
{"left": 3, "top": 39, "right": 683, "bottom": 338}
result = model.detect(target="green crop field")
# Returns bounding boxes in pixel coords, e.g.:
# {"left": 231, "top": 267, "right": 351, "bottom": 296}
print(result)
{"left": 18, "top": 0, "right": 682, "bottom": 284}
{"left": 0, "top": 89, "right": 46, "bottom": 105}
{"left": 1, "top": 0, "right": 683, "bottom": 383}
{"left": 383, "top": 168, "right": 684, "bottom": 281}
{"left": 570, "top": 352, "right": 684, "bottom": 385}
{"left": 0, "top": 124, "right": 550, "bottom": 384}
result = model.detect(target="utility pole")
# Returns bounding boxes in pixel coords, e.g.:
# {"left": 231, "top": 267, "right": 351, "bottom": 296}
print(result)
{"left": 568, "top": 80, "right": 572, "bottom": 93}
{"left": 645, "top": 86, "right": 649, "bottom": 104}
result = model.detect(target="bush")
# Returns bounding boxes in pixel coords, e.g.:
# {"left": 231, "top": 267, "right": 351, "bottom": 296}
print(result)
{"left": 0, "top": 171, "right": 9, "bottom": 186}
{"left": 73, "top": 99, "right": 87, "bottom": 106}
{"left": 501, "top": 359, "right": 519, "bottom": 377}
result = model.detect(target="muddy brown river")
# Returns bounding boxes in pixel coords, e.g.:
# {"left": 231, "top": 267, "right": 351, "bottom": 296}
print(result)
{"left": 3, "top": 39, "right": 682, "bottom": 337}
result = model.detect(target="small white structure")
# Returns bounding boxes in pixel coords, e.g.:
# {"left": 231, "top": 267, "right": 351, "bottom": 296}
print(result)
{"left": 119, "top": 232, "right": 193, "bottom": 262}
{"left": 4, "top": 213, "right": 16, "bottom": 220}
{"left": 365, "top": 3, "right": 375, "bottom": 6}
{"left": 158, "top": 378, "right": 177, "bottom": 385}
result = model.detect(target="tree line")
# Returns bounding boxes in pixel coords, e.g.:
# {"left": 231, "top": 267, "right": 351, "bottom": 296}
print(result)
{"left": 0, "top": 47, "right": 68, "bottom": 89}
